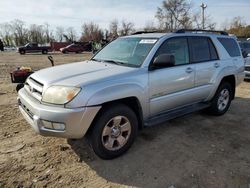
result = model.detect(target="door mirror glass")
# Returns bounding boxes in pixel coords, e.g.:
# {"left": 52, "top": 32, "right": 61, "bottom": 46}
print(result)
{"left": 153, "top": 54, "right": 175, "bottom": 68}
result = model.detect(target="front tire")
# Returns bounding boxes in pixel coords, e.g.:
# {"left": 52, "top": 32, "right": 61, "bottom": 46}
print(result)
{"left": 90, "top": 104, "right": 138, "bottom": 159}
{"left": 207, "top": 82, "right": 233, "bottom": 116}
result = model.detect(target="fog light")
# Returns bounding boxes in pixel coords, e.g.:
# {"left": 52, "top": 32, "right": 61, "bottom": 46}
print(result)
{"left": 42, "top": 120, "right": 53, "bottom": 129}
{"left": 41, "top": 120, "right": 65, "bottom": 131}
{"left": 52, "top": 123, "right": 65, "bottom": 131}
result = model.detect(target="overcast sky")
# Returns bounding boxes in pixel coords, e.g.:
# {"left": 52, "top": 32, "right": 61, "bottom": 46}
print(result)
{"left": 0, "top": 0, "right": 249, "bottom": 31}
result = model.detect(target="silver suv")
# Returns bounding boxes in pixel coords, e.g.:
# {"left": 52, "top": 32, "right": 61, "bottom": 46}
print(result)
{"left": 18, "top": 29, "right": 245, "bottom": 159}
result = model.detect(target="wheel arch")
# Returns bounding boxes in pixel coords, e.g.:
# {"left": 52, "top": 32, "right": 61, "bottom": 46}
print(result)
{"left": 220, "top": 75, "right": 236, "bottom": 99}
{"left": 86, "top": 96, "right": 144, "bottom": 137}
{"left": 207, "top": 74, "right": 236, "bottom": 101}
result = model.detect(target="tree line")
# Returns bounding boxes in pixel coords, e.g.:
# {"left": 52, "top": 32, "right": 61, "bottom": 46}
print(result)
{"left": 0, "top": 0, "right": 249, "bottom": 47}
{"left": 0, "top": 19, "right": 136, "bottom": 46}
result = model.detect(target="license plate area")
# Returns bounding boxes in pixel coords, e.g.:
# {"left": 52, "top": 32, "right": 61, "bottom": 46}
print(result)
{"left": 18, "top": 99, "right": 34, "bottom": 120}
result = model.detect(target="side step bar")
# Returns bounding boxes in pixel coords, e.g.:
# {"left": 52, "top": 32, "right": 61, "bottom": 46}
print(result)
{"left": 144, "top": 103, "right": 210, "bottom": 127}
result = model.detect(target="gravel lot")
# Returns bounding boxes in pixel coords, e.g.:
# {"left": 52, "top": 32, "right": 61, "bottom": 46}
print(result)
{"left": 0, "top": 51, "right": 250, "bottom": 188}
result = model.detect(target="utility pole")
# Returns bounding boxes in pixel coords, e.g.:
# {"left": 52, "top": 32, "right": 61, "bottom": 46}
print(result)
{"left": 200, "top": 3, "right": 207, "bottom": 29}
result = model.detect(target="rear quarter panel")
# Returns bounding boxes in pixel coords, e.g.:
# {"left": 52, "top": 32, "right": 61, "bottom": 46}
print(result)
{"left": 205, "top": 36, "right": 245, "bottom": 101}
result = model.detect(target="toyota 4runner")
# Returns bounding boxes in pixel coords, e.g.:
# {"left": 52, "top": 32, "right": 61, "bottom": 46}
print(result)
{"left": 18, "top": 29, "right": 245, "bottom": 159}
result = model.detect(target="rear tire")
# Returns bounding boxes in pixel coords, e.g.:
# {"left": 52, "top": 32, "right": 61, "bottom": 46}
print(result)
{"left": 20, "top": 50, "right": 25, "bottom": 55}
{"left": 42, "top": 50, "right": 48, "bottom": 54}
{"left": 207, "top": 82, "right": 233, "bottom": 116}
{"left": 90, "top": 104, "right": 138, "bottom": 159}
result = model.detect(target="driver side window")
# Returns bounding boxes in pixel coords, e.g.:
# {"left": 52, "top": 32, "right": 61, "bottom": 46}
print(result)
{"left": 156, "top": 37, "right": 189, "bottom": 66}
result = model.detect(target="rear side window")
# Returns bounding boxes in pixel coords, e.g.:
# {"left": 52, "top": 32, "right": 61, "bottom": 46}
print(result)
{"left": 208, "top": 39, "right": 219, "bottom": 60}
{"left": 218, "top": 38, "right": 241, "bottom": 57}
{"left": 190, "top": 37, "right": 218, "bottom": 63}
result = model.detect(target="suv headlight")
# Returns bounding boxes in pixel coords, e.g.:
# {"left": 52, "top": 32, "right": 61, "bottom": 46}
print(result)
{"left": 42, "top": 86, "right": 81, "bottom": 105}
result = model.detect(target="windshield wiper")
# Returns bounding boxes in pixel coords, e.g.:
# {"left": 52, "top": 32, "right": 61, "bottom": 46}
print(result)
{"left": 92, "top": 59, "right": 138, "bottom": 67}
{"left": 91, "top": 59, "right": 121, "bottom": 65}
{"left": 102, "top": 60, "right": 124, "bottom": 65}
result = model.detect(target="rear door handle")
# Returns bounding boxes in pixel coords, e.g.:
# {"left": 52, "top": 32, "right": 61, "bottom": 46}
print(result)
{"left": 186, "top": 67, "right": 193, "bottom": 73}
{"left": 214, "top": 62, "right": 220, "bottom": 68}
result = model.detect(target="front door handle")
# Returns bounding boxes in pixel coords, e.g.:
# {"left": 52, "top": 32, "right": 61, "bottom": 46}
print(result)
{"left": 214, "top": 62, "right": 220, "bottom": 68}
{"left": 186, "top": 67, "right": 193, "bottom": 73}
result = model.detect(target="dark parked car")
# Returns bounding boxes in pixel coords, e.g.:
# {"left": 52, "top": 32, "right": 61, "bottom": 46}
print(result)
{"left": 60, "top": 43, "right": 92, "bottom": 53}
{"left": 239, "top": 41, "right": 250, "bottom": 55}
{"left": 18, "top": 43, "right": 51, "bottom": 55}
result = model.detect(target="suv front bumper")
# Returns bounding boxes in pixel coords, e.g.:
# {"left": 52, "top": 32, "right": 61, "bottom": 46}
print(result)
{"left": 18, "top": 88, "right": 101, "bottom": 139}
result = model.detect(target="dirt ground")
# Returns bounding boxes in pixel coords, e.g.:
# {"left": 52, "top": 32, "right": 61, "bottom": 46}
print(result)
{"left": 0, "top": 51, "right": 250, "bottom": 188}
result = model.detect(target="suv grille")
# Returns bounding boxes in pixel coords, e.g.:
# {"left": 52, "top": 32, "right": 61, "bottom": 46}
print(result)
{"left": 18, "top": 99, "right": 34, "bottom": 119}
{"left": 24, "top": 77, "right": 44, "bottom": 101}
{"left": 245, "top": 66, "right": 250, "bottom": 72}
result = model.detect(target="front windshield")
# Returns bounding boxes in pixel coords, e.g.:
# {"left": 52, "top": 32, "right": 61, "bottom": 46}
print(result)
{"left": 92, "top": 37, "right": 158, "bottom": 67}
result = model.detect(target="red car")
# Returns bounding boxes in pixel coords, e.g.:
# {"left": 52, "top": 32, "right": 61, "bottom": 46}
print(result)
{"left": 60, "top": 43, "right": 92, "bottom": 53}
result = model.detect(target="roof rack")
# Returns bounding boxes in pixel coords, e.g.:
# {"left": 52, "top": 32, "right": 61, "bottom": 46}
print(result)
{"left": 175, "top": 29, "right": 229, "bottom": 36}
{"left": 132, "top": 31, "right": 160, "bottom": 35}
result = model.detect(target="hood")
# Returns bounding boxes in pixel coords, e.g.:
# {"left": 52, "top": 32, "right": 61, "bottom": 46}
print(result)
{"left": 30, "top": 60, "right": 137, "bottom": 87}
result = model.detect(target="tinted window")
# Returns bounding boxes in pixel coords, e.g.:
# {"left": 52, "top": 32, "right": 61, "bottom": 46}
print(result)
{"left": 244, "top": 43, "right": 250, "bottom": 48}
{"left": 155, "top": 37, "right": 189, "bottom": 65}
{"left": 218, "top": 38, "right": 241, "bottom": 57}
{"left": 190, "top": 37, "right": 210, "bottom": 62}
{"left": 208, "top": 39, "right": 219, "bottom": 60}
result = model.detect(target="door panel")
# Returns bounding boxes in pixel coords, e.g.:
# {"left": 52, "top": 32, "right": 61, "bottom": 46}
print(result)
{"left": 149, "top": 65, "right": 195, "bottom": 116}
{"left": 149, "top": 37, "right": 196, "bottom": 116}
{"left": 189, "top": 37, "right": 220, "bottom": 99}
{"left": 194, "top": 61, "right": 218, "bottom": 87}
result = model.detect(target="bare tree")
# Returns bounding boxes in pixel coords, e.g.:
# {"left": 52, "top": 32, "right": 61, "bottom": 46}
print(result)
{"left": 225, "top": 17, "right": 250, "bottom": 37}
{"left": 55, "top": 26, "right": 65, "bottom": 42}
{"left": 192, "top": 12, "right": 216, "bottom": 30}
{"left": 221, "top": 19, "right": 230, "bottom": 31}
{"left": 80, "top": 22, "right": 103, "bottom": 42}
{"left": 10, "top": 19, "right": 28, "bottom": 46}
{"left": 119, "top": 20, "right": 135, "bottom": 36}
{"left": 44, "top": 23, "right": 54, "bottom": 43}
{"left": 155, "top": 0, "right": 192, "bottom": 31}
{"left": 28, "top": 24, "right": 45, "bottom": 44}
{"left": 144, "top": 20, "right": 158, "bottom": 31}
{"left": 109, "top": 19, "right": 119, "bottom": 39}
{"left": 0, "top": 23, "right": 14, "bottom": 46}
{"left": 66, "top": 27, "right": 77, "bottom": 42}
{"left": 229, "top": 16, "right": 246, "bottom": 29}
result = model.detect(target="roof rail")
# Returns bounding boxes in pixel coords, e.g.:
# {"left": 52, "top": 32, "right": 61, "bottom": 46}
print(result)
{"left": 175, "top": 29, "right": 229, "bottom": 36}
{"left": 132, "top": 30, "right": 162, "bottom": 35}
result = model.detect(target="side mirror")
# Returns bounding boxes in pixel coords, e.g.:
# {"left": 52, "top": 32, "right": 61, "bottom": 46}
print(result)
{"left": 153, "top": 54, "right": 175, "bottom": 68}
